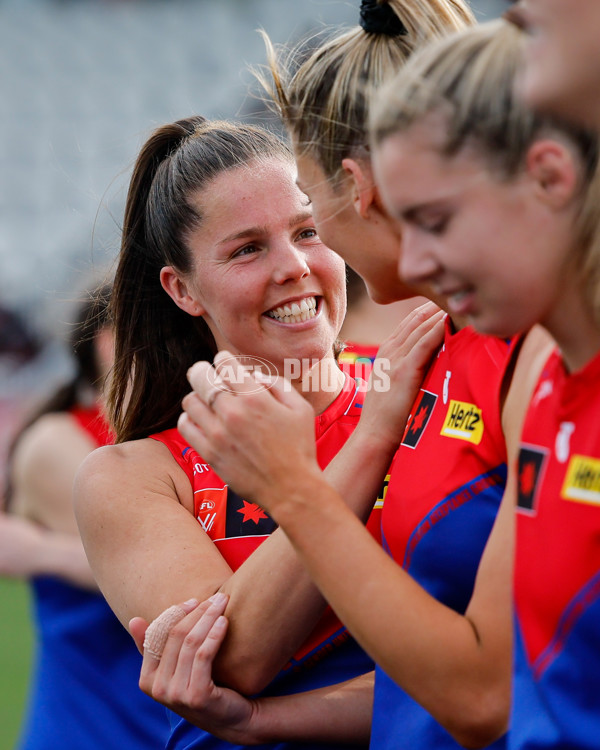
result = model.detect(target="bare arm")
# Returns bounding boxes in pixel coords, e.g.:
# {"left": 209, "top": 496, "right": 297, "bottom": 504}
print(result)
{"left": 0, "top": 513, "right": 97, "bottom": 588}
{"left": 7, "top": 413, "right": 98, "bottom": 589}
{"left": 129, "top": 596, "right": 373, "bottom": 746}
{"left": 76, "top": 304, "right": 445, "bottom": 695}
{"left": 176, "top": 327, "right": 554, "bottom": 746}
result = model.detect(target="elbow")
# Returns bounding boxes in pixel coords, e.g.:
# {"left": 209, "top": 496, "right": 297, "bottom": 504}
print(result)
{"left": 444, "top": 688, "right": 510, "bottom": 749}
{"left": 213, "top": 652, "right": 280, "bottom": 696}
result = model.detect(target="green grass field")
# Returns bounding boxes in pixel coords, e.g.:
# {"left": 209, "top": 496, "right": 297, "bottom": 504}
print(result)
{"left": 0, "top": 578, "right": 34, "bottom": 750}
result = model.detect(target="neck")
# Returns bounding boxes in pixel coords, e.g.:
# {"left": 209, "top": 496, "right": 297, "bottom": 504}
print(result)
{"left": 543, "top": 283, "right": 600, "bottom": 373}
{"left": 340, "top": 295, "right": 428, "bottom": 344}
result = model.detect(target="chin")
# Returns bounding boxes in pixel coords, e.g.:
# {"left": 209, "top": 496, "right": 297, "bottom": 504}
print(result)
{"left": 468, "top": 314, "right": 523, "bottom": 340}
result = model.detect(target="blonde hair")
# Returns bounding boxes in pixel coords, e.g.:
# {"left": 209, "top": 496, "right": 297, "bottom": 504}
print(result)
{"left": 255, "top": 0, "right": 475, "bottom": 186}
{"left": 370, "top": 19, "right": 600, "bottom": 322}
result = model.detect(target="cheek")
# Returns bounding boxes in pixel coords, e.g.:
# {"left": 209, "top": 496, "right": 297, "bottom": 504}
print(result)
{"left": 321, "top": 255, "right": 347, "bottom": 317}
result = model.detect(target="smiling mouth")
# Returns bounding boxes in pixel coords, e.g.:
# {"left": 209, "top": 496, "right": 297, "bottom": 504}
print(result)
{"left": 266, "top": 296, "right": 318, "bottom": 324}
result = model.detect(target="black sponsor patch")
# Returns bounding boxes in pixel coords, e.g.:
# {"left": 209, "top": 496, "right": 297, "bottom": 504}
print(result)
{"left": 517, "top": 445, "right": 548, "bottom": 512}
{"left": 402, "top": 389, "right": 437, "bottom": 449}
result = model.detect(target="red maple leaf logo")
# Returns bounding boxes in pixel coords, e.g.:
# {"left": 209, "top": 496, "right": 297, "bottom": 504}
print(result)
{"left": 519, "top": 462, "right": 536, "bottom": 496}
{"left": 410, "top": 405, "right": 429, "bottom": 433}
{"left": 237, "top": 500, "right": 268, "bottom": 525}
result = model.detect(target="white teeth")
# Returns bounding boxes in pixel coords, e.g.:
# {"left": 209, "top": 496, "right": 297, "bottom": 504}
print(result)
{"left": 267, "top": 296, "right": 317, "bottom": 324}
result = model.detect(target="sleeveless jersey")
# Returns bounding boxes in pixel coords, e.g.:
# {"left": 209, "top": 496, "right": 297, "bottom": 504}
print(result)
{"left": 371, "top": 321, "right": 516, "bottom": 750}
{"left": 511, "top": 348, "right": 600, "bottom": 750}
{"left": 151, "top": 374, "right": 382, "bottom": 750}
{"left": 17, "top": 405, "right": 170, "bottom": 750}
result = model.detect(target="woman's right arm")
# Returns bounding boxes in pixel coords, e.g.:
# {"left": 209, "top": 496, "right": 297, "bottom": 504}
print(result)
{"left": 5, "top": 412, "right": 99, "bottom": 589}
{"left": 173, "top": 327, "right": 555, "bottom": 747}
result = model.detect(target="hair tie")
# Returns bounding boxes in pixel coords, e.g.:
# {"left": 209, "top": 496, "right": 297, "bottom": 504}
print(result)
{"left": 359, "top": 0, "right": 407, "bottom": 36}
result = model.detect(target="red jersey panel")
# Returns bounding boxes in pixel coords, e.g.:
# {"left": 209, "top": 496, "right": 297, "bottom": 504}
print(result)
{"left": 371, "top": 321, "right": 516, "bottom": 750}
{"left": 511, "top": 347, "right": 600, "bottom": 749}
{"left": 70, "top": 404, "right": 114, "bottom": 447}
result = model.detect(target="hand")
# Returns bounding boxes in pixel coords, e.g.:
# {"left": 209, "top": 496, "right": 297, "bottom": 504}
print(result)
{"left": 178, "top": 351, "right": 321, "bottom": 510}
{"left": 359, "top": 301, "right": 446, "bottom": 450}
{"left": 130, "top": 595, "right": 260, "bottom": 742}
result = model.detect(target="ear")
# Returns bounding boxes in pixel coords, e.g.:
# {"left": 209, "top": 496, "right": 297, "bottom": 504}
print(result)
{"left": 160, "top": 266, "right": 206, "bottom": 317}
{"left": 526, "top": 139, "right": 579, "bottom": 209}
{"left": 341, "top": 157, "right": 377, "bottom": 219}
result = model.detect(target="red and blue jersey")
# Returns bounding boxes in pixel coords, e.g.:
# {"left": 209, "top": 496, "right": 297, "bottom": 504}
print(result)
{"left": 371, "top": 321, "right": 517, "bottom": 750}
{"left": 151, "top": 373, "right": 383, "bottom": 750}
{"left": 511, "top": 347, "right": 600, "bottom": 750}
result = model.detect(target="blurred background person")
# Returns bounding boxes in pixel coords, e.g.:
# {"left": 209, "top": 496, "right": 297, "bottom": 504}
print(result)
{"left": 1, "top": 280, "right": 170, "bottom": 750}
{"left": 0, "top": 305, "right": 42, "bottom": 491}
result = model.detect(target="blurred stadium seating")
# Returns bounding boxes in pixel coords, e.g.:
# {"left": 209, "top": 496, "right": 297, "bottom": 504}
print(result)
{"left": 0, "top": 0, "right": 504, "bottom": 342}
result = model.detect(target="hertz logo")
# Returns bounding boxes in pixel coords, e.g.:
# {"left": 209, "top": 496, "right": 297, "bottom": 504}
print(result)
{"left": 561, "top": 455, "right": 600, "bottom": 506}
{"left": 441, "top": 400, "right": 484, "bottom": 444}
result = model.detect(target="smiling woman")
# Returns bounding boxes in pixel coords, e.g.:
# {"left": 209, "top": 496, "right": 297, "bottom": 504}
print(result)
{"left": 73, "top": 115, "right": 444, "bottom": 750}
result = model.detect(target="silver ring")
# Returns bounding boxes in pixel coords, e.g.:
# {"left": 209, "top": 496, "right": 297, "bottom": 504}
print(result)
{"left": 207, "top": 387, "right": 224, "bottom": 410}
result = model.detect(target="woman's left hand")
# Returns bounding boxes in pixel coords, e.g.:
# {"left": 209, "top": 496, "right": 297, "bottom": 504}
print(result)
{"left": 130, "top": 595, "right": 261, "bottom": 742}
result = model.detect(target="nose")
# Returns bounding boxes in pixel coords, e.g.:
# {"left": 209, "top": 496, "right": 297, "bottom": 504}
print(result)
{"left": 398, "top": 229, "right": 440, "bottom": 287}
{"left": 272, "top": 241, "right": 310, "bottom": 285}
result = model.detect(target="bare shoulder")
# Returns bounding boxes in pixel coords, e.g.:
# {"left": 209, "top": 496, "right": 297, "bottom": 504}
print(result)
{"left": 75, "top": 436, "right": 193, "bottom": 515}
{"left": 13, "top": 412, "right": 94, "bottom": 471}
{"left": 10, "top": 413, "right": 97, "bottom": 527}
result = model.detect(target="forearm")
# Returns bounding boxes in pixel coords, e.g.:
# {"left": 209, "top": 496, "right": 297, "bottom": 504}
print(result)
{"left": 244, "top": 672, "right": 373, "bottom": 746}
{"left": 215, "top": 432, "right": 398, "bottom": 692}
{"left": 323, "top": 423, "right": 397, "bottom": 520}
{"left": 213, "top": 529, "right": 330, "bottom": 693}
{"left": 33, "top": 530, "right": 98, "bottom": 589}
{"left": 214, "top": 432, "right": 397, "bottom": 692}
{"left": 266, "top": 475, "right": 512, "bottom": 746}
{"left": 135, "top": 600, "right": 373, "bottom": 747}
{"left": 0, "top": 513, "right": 97, "bottom": 589}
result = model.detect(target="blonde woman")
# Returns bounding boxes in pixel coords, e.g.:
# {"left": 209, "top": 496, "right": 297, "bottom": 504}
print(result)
{"left": 369, "top": 20, "right": 600, "bottom": 749}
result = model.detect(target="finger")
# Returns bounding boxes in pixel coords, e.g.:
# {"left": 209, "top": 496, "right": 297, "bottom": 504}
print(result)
{"left": 129, "top": 616, "right": 149, "bottom": 655}
{"left": 181, "top": 391, "right": 214, "bottom": 427}
{"left": 213, "top": 350, "right": 270, "bottom": 396}
{"left": 177, "top": 411, "right": 214, "bottom": 459}
{"left": 385, "top": 301, "right": 444, "bottom": 346}
{"left": 383, "top": 308, "right": 446, "bottom": 359}
{"left": 187, "top": 361, "right": 221, "bottom": 401}
{"left": 188, "top": 615, "right": 229, "bottom": 690}
{"left": 138, "top": 599, "right": 199, "bottom": 693}
{"left": 167, "top": 595, "right": 229, "bottom": 692}
{"left": 143, "top": 599, "right": 200, "bottom": 660}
